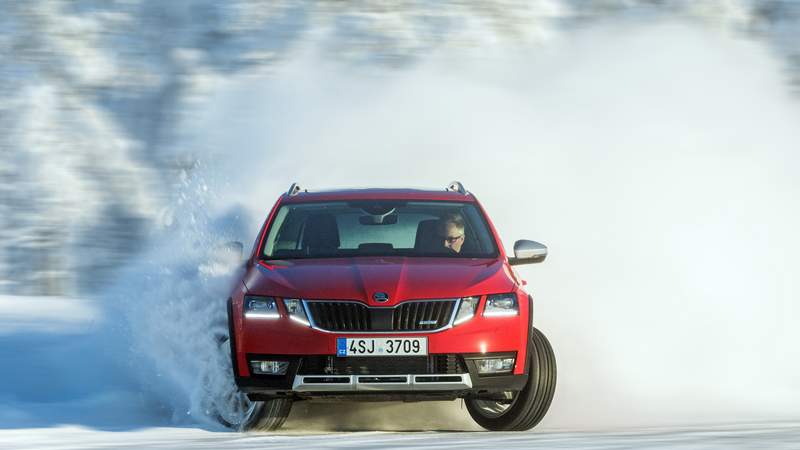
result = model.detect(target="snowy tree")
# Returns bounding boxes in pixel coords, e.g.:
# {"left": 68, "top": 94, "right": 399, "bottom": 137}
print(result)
{"left": 1, "top": 0, "right": 797, "bottom": 295}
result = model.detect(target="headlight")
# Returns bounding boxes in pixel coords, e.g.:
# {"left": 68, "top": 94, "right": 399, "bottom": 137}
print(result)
{"left": 283, "top": 298, "right": 310, "bottom": 326}
{"left": 484, "top": 293, "right": 518, "bottom": 317}
{"left": 453, "top": 296, "right": 480, "bottom": 325}
{"left": 244, "top": 296, "right": 280, "bottom": 319}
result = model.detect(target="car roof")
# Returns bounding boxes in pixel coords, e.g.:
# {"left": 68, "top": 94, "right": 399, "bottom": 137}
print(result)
{"left": 281, "top": 188, "right": 477, "bottom": 203}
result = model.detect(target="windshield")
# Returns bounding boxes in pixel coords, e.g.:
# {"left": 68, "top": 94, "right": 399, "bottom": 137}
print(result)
{"left": 261, "top": 201, "right": 498, "bottom": 259}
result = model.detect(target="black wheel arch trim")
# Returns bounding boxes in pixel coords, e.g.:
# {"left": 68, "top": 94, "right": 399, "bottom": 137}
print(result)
{"left": 227, "top": 298, "right": 240, "bottom": 378}
{"left": 524, "top": 294, "right": 533, "bottom": 374}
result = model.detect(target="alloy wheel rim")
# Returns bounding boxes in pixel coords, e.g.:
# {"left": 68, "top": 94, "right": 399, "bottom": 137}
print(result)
{"left": 218, "top": 388, "right": 256, "bottom": 428}
{"left": 473, "top": 391, "right": 518, "bottom": 418}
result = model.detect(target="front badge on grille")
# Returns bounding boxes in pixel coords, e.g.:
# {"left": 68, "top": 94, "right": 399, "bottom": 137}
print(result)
{"left": 373, "top": 292, "right": 389, "bottom": 303}
{"left": 418, "top": 320, "right": 438, "bottom": 326}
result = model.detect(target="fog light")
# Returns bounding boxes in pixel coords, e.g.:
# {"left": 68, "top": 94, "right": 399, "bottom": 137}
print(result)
{"left": 476, "top": 357, "right": 515, "bottom": 374}
{"left": 250, "top": 360, "right": 289, "bottom": 375}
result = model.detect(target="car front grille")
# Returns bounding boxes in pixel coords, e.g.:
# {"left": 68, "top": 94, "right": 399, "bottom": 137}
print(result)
{"left": 298, "top": 354, "right": 466, "bottom": 375}
{"left": 305, "top": 300, "right": 457, "bottom": 332}
{"left": 305, "top": 301, "right": 372, "bottom": 331}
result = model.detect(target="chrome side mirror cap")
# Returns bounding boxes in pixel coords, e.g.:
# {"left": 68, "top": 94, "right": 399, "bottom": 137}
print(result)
{"left": 509, "top": 240, "right": 547, "bottom": 265}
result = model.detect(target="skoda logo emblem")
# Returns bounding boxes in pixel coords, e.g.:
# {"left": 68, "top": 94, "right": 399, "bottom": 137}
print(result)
{"left": 373, "top": 292, "right": 389, "bottom": 303}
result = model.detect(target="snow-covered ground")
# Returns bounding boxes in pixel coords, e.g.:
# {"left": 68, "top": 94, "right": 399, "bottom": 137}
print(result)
{"left": 2, "top": 277, "right": 797, "bottom": 448}
{"left": 3, "top": 424, "right": 800, "bottom": 449}
{"left": 0, "top": 293, "right": 797, "bottom": 447}
{"left": 0, "top": 295, "right": 162, "bottom": 430}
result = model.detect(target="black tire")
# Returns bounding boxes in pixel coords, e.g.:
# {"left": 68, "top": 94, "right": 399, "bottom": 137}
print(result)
{"left": 465, "top": 327, "right": 556, "bottom": 431}
{"left": 211, "top": 378, "right": 293, "bottom": 432}
{"left": 238, "top": 398, "right": 293, "bottom": 432}
{"left": 212, "top": 313, "right": 293, "bottom": 432}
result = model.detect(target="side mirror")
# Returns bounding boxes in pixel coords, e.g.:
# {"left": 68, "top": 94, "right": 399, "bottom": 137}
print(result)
{"left": 508, "top": 240, "right": 547, "bottom": 265}
{"left": 206, "top": 241, "right": 246, "bottom": 274}
{"left": 223, "top": 241, "right": 244, "bottom": 262}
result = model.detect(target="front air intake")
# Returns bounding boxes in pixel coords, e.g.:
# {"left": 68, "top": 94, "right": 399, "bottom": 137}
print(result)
{"left": 304, "top": 301, "right": 372, "bottom": 331}
{"left": 304, "top": 299, "right": 457, "bottom": 332}
{"left": 298, "top": 354, "right": 467, "bottom": 375}
{"left": 393, "top": 300, "right": 455, "bottom": 331}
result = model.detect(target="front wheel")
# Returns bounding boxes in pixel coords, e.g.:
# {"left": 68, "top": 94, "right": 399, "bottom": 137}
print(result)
{"left": 465, "top": 327, "right": 556, "bottom": 431}
{"left": 211, "top": 335, "right": 293, "bottom": 431}
{"left": 213, "top": 384, "right": 292, "bottom": 432}
{"left": 237, "top": 398, "right": 293, "bottom": 431}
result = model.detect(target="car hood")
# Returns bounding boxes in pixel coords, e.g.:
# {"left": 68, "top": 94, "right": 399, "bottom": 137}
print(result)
{"left": 244, "top": 257, "right": 515, "bottom": 306}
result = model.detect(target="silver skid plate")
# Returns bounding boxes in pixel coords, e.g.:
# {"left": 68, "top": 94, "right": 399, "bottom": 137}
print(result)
{"left": 291, "top": 373, "right": 472, "bottom": 392}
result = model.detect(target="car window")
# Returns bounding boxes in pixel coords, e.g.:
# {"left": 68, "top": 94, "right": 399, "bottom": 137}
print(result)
{"left": 262, "top": 201, "right": 498, "bottom": 259}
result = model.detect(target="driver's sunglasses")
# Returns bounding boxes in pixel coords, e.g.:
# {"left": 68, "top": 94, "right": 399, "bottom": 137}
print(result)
{"left": 442, "top": 234, "right": 464, "bottom": 244}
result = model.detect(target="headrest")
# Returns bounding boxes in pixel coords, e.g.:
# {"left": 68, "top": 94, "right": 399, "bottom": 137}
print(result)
{"left": 414, "top": 219, "right": 440, "bottom": 250}
{"left": 302, "top": 214, "right": 340, "bottom": 252}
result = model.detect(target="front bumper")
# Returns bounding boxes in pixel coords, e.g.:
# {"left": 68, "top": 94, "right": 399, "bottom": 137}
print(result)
{"left": 231, "top": 295, "right": 531, "bottom": 377}
{"left": 228, "top": 292, "right": 533, "bottom": 400}
{"left": 236, "top": 353, "right": 528, "bottom": 400}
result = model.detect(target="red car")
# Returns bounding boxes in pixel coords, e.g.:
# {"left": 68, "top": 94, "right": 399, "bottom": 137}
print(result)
{"left": 222, "top": 182, "right": 556, "bottom": 431}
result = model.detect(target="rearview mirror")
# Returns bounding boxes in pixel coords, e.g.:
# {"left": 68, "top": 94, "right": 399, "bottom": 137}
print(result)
{"left": 358, "top": 214, "right": 398, "bottom": 225}
{"left": 508, "top": 240, "right": 547, "bottom": 265}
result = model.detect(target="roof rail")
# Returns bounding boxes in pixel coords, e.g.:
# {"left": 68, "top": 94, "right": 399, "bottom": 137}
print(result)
{"left": 446, "top": 181, "right": 468, "bottom": 195}
{"left": 287, "top": 182, "right": 303, "bottom": 196}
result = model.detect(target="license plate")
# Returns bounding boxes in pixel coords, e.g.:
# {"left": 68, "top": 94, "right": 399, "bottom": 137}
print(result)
{"left": 336, "top": 337, "right": 428, "bottom": 357}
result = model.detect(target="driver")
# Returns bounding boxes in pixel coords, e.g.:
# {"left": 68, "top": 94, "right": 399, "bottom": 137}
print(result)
{"left": 438, "top": 213, "right": 466, "bottom": 254}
